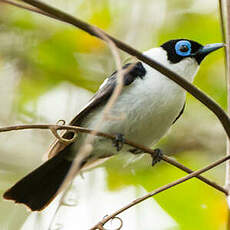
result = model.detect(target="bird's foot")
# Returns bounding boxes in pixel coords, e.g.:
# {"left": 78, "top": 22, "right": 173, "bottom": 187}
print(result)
{"left": 129, "top": 147, "right": 163, "bottom": 166}
{"left": 113, "top": 133, "right": 125, "bottom": 152}
{"left": 150, "top": 148, "right": 163, "bottom": 166}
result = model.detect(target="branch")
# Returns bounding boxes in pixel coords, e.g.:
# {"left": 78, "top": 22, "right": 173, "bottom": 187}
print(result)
{"left": 4, "top": 0, "right": 230, "bottom": 138}
{"left": 219, "top": 0, "right": 226, "bottom": 45}
{"left": 0, "top": 0, "right": 56, "bottom": 19}
{"left": 220, "top": 0, "right": 230, "bottom": 228}
{"left": 0, "top": 123, "right": 227, "bottom": 195}
{"left": 219, "top": 0, "right": 228, "bottom": 77}
{"left": 90, "top": 153, "right": 230, "bottom": 230}
{"left": 1, "top": 1, "right": 229, "bottom": 228}
{"left": 53, "top": 25, "right": 126, "bottom": 210}
{"left": 225, "top": 0, "right": 230, "bottom": 192}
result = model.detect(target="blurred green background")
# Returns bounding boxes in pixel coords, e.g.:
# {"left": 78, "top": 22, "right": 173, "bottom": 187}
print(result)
{"left": 0, "top": 0, "right": 228, "bottom": 229}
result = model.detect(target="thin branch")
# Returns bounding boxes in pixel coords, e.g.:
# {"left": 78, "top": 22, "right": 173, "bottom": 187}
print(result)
{"left": 48, "top": 27, "right": 125, "bottom": 227}
{"left": 162, "top": 156, "right": 227, "bottom": 194}
{"left": 49, "top": 126, "right": 77, "bottom": 144}
{"left": 0, "top": 123, "right": 227, "bottom": 195}
{"left": 219, "top": 0, "right": 227, "bottom": 75}
{"left": 0, "top": 0, "right": 56, "bottom": 19}
{"left": 93, "top": 27, "right": 124, "bottom": 120}
{"left": 52, "top": 24, "right": 126, "bottom": 218}
{"left": 221, "top": 0, "right": 230, "bottom": 228}
{"left": 4, "top": 0, "right": 228, "bottom": 138}
{"left": 219, "top": 0, "right": 226, "bottom": 45}
{"left": 225, "top": 0, "right": 230, "bottom": 192}
{"left": 90, "top": 153, "right": 230, "bottom": 230}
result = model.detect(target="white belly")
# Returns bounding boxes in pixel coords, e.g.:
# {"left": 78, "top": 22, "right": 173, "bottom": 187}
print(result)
{"left": 76, "top": 65, "right": 186, "bottom": 158}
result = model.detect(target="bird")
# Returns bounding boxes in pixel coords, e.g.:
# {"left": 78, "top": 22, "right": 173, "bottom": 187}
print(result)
{"left": 3, "top": 39, "right": 223, "bottom": 211}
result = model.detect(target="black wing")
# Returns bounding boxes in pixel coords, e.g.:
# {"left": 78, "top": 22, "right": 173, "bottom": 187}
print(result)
{"left": 69, "top": 61, "right": 146, "bottom": 127}
{"left": 172, "top": 103, "right": 185, "bottom": 124}
{"left": 48, "top": 61, "right": 146, "bottom": 154}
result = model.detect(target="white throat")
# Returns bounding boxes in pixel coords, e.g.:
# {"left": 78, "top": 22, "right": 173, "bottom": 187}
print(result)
{"left": 143, "top": 47, "right": 199, "bottom": 83}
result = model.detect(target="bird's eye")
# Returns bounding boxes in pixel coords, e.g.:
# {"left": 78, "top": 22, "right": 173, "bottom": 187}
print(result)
{"left": 175, "top": 40, "right": 191, "bottom": 57}
{"left": 179, "top": 45, "right": 189, "bottom": 52}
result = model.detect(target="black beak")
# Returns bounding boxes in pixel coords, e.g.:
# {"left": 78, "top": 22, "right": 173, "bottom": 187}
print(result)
{"left": 193, "top": 43, "right": 224, "bottom": 64}
{"left": 198, "top": 43, "right": 224, "bottom": 56}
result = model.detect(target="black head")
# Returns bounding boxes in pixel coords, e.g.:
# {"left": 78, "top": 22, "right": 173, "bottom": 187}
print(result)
{"left": 161, "top": 39, "right": 224, "bottom": 64}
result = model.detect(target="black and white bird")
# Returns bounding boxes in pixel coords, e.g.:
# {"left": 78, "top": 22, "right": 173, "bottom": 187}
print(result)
{"left": 3, "top": 39, "right": 223, "bottom": 211}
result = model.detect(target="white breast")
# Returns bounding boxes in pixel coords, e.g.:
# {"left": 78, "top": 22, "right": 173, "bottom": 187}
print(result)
{"left": 75, "top": 48, "right": 200, "bottom": 157}
{"left": 100, "top": 63, "right": 186, "bottom": 146}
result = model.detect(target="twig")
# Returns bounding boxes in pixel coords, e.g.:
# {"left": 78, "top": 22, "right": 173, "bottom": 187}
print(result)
{"left": 54, "top": 27, "right": 125, "bottom": 194}
{"left": 0, "top": 123, "right": 227, "bottom": 195}
{"left": 162, "top": 156, "right": 227, "bottom": 194}
{"left": 90, "top": 153, "right": 230, "bottom": 230}
{"left": 49, "top": 126, "right": 77, "bottom": 144}
{"left": 225, "top": 0, "right": 230, "bottom": 192}
{"left": 219, "top": 0, "right": 227, "bottom": 74}
{"left": 93, "top": 27, "right": 124, "bottom": 120}
{"left": 0, "top": 0, "right": 56, "bottom": 19}
{"left": 221, "top": 0, "right": 230, "bottom": 228}
{"left": 4, "top": 0, "right": 229, "bottom": 139}
{"left": 219, "top": 0, "right": 226, "bottom": 45}
{"left": 47, "top": 27, "right": 126, "bottom": 228}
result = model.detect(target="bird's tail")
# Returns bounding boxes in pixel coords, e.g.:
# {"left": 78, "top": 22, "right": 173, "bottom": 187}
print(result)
{"left": 3, "top": 148, "right": 72, "bottom": 211}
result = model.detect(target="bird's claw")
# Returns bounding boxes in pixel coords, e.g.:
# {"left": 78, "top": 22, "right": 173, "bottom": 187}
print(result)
{"left": 151, "top": 148, "right": 163, "bottom": 166}
{"left": 113, "top": 134, "right": 125, "bottom": 151}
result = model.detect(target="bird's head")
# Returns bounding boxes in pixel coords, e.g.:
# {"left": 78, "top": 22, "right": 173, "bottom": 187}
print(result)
{"left": 161, "top": 39, "right": 224, "bottom": 64}
{"left": 144, "top": 39, "right": 224, "bottom": 82}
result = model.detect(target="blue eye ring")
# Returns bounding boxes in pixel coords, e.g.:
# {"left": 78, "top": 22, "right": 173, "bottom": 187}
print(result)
{"left": 175, "top": 40, "right": 192, "bottom": 57}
